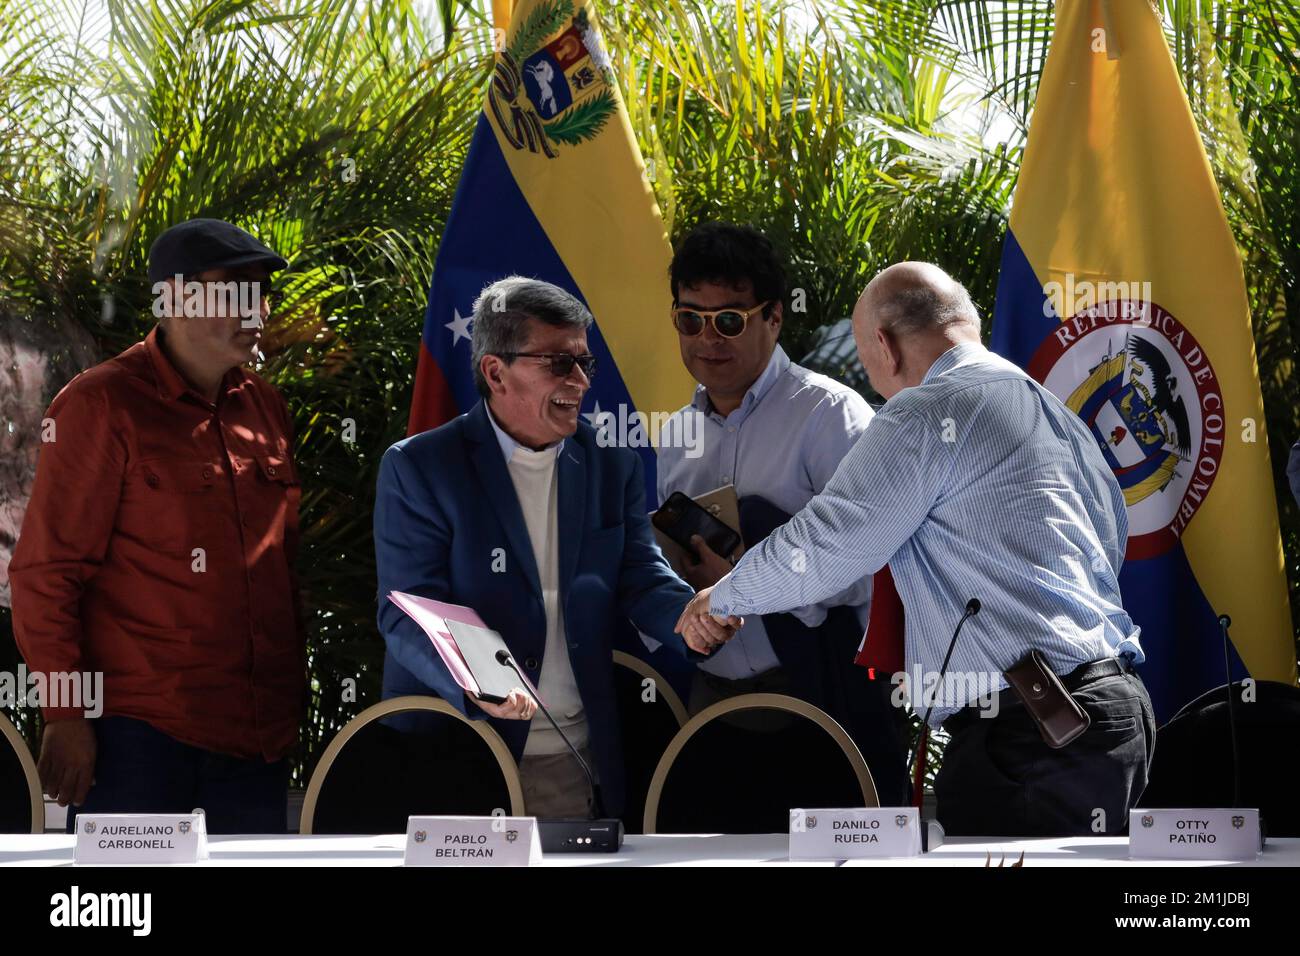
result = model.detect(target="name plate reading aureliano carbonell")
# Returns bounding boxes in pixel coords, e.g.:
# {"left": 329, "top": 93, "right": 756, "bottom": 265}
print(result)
{"left": 74, "top": 813, "right": 208, "bottom": 864}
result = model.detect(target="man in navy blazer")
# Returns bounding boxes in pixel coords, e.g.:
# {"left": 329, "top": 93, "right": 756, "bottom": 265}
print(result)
{"left": 375, "top": 276, "right": 738, "bottom": 820}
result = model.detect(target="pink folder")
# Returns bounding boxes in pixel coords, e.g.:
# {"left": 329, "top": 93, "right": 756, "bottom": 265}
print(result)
{"left": 387, "top": 592, "right": 488, "bottom": 697}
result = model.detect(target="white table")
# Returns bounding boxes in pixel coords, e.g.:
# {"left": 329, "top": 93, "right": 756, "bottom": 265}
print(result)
{"left": 1, "top": 833, "right": 1295, "bottom": 866}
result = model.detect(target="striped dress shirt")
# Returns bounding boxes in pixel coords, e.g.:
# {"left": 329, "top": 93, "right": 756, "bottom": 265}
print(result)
{"left": 710, "top": 341, "right": 1145, "bottom": 726}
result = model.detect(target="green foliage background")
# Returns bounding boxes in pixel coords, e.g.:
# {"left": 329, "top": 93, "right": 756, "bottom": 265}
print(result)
{"left": 1, "top": 0, "right": 1296, "bottom": 785}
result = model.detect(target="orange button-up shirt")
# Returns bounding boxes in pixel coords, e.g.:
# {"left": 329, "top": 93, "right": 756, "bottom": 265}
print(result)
{"left": 10, "top": 326, "right": 304, "bottom": 761}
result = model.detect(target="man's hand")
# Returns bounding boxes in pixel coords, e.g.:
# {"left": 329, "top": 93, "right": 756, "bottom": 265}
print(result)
{"left": 470, "top": 688, "right": 538, "bottom": 720}
{"left": 681, "top": 535, "right": 736, "bottom": 591}
{"left": 674, "top": 586, "right": 743, "bottom": 654}
{"left": 38, "top": 718, "right": 96, "bottom": 808}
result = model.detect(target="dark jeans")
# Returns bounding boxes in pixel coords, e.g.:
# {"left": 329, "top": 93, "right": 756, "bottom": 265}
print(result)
{"left": 934, "top": 669, "right": 1156, "bottom": 836}
{"left": 66, "top": 716, "right": 289, "bottom": 835}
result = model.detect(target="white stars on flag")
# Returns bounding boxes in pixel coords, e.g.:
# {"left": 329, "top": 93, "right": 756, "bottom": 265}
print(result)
{"left": 445, "top": 308, "right": 472, "bottom": 346}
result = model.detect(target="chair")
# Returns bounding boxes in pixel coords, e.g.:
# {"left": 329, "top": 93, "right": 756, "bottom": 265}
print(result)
{"left": 1140, "top": 680, "right": 1300, "bottom": 836}
{"left": 643, "top": 693, "right": 878, "bottom": 834}
{"left": 300, "top": 696, "right": 525, "bottom": 834}
{"left": 0, "top": 711, "right": 44, "bottom": 833}
{"left": 612, "top": 650, "right": 688, "bottom": 834}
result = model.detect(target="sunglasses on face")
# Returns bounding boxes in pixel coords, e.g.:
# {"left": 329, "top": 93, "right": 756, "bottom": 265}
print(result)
{"left": 197, "top": 278, "right": 285, "bottom": 313}
{"left": 671, "top": 300, "right": 772, "bottom": 338}
{"left": 498, "top": 351, "right": 597, "bottom": 378}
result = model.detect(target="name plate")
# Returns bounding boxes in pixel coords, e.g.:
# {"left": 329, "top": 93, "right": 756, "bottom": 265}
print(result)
{"left": 1129, "top": 808, "right": 1262, "bottom": 860}
{"left": 789, "top": 807, "right": 921, "bottom": 860}
{"left": 74, "top": 813, "right": 207, "bottom": 865}
{"left": 404, "top": 816, "right": 541, "bottom": 866}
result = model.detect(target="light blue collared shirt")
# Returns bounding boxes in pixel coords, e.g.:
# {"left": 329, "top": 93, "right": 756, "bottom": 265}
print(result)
{"left": 485, "top": 402, "right": 563, "bottom": 463}
{"left": 710, "top": 341, "right": 1144, "bottom": 725}
{"left": 656, "top": 346, "right": 875, "bottom": 679}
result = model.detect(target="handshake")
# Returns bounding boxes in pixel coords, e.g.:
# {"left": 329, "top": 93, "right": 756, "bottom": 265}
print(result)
{"left": 674, "top": 585, "right": 743, "bottom": 655}
{"left": 474, "top": 585, "right": 740, "bottom": 721}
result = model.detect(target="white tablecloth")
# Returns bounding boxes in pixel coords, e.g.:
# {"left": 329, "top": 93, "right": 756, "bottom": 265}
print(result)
{"left": 0, "top": 833, "right": 1295, "bottom": 866}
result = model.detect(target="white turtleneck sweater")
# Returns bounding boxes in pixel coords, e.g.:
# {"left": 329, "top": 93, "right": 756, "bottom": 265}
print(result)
{"left": 488, "top": 408, "right": 588, "bottom": 756}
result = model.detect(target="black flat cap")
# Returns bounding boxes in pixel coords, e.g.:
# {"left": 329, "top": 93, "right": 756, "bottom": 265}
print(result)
{"left": 147, "top": 218, "right": 288, "bottom": 284}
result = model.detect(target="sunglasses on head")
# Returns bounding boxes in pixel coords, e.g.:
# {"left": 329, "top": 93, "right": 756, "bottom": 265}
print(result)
{"left": 497, "top": 351, "right": 597, "bottom": 378}
{"left": 671, "top": 300, "right": 772, "bottom": 338}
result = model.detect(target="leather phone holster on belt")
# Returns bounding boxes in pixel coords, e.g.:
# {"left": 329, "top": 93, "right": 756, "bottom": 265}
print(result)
{"left": 1003, "top": 649, "right": 1090, "bottom": 749}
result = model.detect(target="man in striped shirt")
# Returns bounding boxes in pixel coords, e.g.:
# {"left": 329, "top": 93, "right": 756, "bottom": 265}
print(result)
{"left": 679, "top": 262, "right": 1156, "bottom": 837}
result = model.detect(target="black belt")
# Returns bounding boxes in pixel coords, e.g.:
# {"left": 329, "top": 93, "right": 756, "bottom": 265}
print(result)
{"left": 941, "top": 655, "right": 1134, "bottom": 736}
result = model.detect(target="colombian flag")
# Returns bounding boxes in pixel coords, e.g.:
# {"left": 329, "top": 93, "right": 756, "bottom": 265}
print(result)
{"left": 992, "top": 0, "right": 1296, "bottom": 722}
{"left": 408, "top": 0, "right": 695, "bottom": 503}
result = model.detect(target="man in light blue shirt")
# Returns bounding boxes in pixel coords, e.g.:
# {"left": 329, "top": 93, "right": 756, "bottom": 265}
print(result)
{"left": 679, "top": 262, "right": 1156, "bottom": 837}
{"left": 654, "top": 222, "right": 908, "bottom": 805}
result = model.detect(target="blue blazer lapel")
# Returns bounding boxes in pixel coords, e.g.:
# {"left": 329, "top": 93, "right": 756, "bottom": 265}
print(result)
{"left": 464, "top": 402, "right": 542, "bottom": 600}
{"left": 556, "top": 438, "right": 587, "bottom": 598}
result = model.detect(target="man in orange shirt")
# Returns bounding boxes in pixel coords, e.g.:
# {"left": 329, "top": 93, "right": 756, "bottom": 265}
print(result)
{"left": 10, "top": 219, "right": 304, "bottom": 833}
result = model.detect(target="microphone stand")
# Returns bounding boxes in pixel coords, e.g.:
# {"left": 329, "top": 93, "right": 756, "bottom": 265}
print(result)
{"left": 495, "top": 650, "right": 623, "bottom": 852}
{"left": 495, "top": 649, "right": 605, "bottom": 818}
{"left": 1218, "top": 615, "right": 1242, "bottom": 809}
{"left": 906, "top": 598, "right": 982, "bottom": 803}
{"left": 902, "top": 598, "right": 980, "bottom": 852}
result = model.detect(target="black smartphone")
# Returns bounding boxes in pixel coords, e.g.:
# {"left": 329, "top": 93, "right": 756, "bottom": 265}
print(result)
{"left": 652, "top": 491, "right": 742, "bottom": 560}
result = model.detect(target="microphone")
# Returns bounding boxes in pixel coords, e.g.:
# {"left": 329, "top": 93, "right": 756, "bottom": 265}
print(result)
{"left": 907, "top": 598, "right": 981, "bottom": 776}
{"left": 1217, "top": 614, "right": 1243, "bottom": 809}
{"left": 907, "top": 598, "right": 980, "bottom": 852}
{"left": 1218, "top": 613, "right": 1265, "bottom": 846}
{"left": 494, "top": 649, "right": 623, "bottom": 853}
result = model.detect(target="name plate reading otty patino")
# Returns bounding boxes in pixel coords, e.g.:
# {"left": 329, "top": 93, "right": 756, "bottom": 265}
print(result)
{"left": 789, "top": 807, "right": 921, "bottom": 860}
{"left": 404, "top": 816, "right": 541, "bottom": 866}
{"left": 74, "top": 813, "right": 208, "bottom": 865}
{"left": 1129, "top": 809, "right": 1262, "bottom": 860}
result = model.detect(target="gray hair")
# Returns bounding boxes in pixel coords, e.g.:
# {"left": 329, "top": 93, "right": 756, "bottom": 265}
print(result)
{"left": 470, "top": 276, "right": 593, "bottom": 397}
{"left": 877, "top": 283, "right": 980, "bottom": 338}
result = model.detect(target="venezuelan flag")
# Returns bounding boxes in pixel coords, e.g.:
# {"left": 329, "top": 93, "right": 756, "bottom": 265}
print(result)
{"left": 992, "top": 0, "right": 1296, "bottom": 722}
{"left": 408, "top": 0, "right": 695, "bottom": 502}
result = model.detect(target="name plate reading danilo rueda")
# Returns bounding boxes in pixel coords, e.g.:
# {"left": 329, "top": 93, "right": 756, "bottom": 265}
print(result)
{"left": 789, "top": 807, "right": 922, "bottom": 860}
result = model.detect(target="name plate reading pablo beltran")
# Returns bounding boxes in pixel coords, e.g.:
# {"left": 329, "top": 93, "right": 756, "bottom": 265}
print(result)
{"left": 789, "top": 807, "right": 921, "bottom": 860}
{"left": 404, "top": 816, "right": 542, "bottom": 866}
{"left": 74, "top": 813, "right": 208, "bottom": 865}
{"left": 1129, "top": 808, "right": 1262, "bottom": 861}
